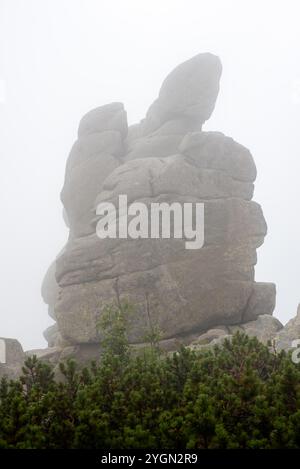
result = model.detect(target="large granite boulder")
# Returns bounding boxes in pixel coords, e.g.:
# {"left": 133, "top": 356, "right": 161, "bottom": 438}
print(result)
{"left": 42, "top": 53, "right": 276, "bottom": 353}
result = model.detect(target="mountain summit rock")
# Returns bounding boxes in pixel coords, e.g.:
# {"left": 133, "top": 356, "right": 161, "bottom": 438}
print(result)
{"left": 41, "top": 52, "right": 280, "bottom": 361}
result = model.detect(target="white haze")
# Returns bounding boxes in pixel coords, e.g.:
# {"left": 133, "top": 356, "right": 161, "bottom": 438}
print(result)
{"left": 0, "top": 0, "right": 299, "bottom": 350}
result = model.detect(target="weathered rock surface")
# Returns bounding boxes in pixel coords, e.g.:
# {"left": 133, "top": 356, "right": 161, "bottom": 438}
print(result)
{"left": 188, "top": 306, "right": 300, "bottom": 356}
{"left": 188, "top": 314, "right": 284, "bottom": 350}
{"left": 41, "top": 52, "right": 277, "bottom": 360}
{"left": 61, "top": 104, "right": 126, "bottom": 238}
{"left": 141, "top": 53, "right": 222, "bottom": 135}
{"left": 274, "top": 304, "right": 300, "bottom": 351}
{"left": 0, "top": 338, "right": 25, "bottom": 379}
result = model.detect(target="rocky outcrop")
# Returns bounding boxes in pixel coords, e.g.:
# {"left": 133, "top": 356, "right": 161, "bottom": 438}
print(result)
{"left": 41, "top": 52, "right": 277, "bottom": 360}
{"left": 188, "top": 314, "right": 284, "bottom": 349}
{"left": 0, "top": 54, "right": 297, "bottom": 381}
{"left": 0, "top": 338, "right": 25, "bottom": 380}
{"left": 188, "top": 306, "right": 300, "bottom": 355}
{"left": 274, "top": 304, "right": 300, "bottom": 351}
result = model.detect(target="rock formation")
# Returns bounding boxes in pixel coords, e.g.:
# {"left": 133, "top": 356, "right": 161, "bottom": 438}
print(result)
{"left": 41, "top": 52, "right": 281, "bottom": 361}
{"left": 188, "top": 304, "right": 300, "bottom": 352}
{"left": 275, "top": 304, "right": 300, "bottom": 351}
{"left": 0, "top": 338, "right": 24, "bottom": 380}
{"left": 0, "top": 53, "right": 298, "bottom": 381}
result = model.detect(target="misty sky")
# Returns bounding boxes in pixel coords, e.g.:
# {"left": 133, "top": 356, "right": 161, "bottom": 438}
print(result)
{"left": 0, "top": 0, "right": 299, "bottom": 351}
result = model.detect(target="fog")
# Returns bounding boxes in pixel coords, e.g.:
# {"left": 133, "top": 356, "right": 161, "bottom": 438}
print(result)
{"left": 0, "top": 0, "right": 299, "bottom": 350}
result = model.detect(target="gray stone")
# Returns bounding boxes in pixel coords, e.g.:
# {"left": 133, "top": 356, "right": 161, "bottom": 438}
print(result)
{"left": 274, "top": 304, "right": 300, "bottom": 351}
{"left": 43, "top": 323, "right": 67, "bottom": 348}
{"left": 187, "top": 314, "right": 283, "bottom": 350}
{"left": 188, "top": 333, "right": 232, "bottom": 351}
{"left": 61, "top": 152, "right": 119, "bottom": 236}
{"left": 78, "top": 102, "right": 128, "bottom": 138}
{"left": 0, "top": 338, "right": 25, "bottom": 380}
{"left": 126, "top": 135, "right": 183, "bottom": 161}
{"left": 26, "top": 347, "right": 63, "bottom": 366}
{"left": 235, "top": 314, "right": 283, "bottom": 344}
{"left": 0, "top": 337, "right": 24, "bottom": 365}
{"left": 143, "top": 53, "right": 222, "bottom": 134}
{"left": 190, "top": 328, "right": 228, "bottom": 346}
{"left": 41, "top": 261, "right": 60, "bottom": 309}
{"left": 67, "top": 131, "right": 123, "bottom": 173}
{"left": 180, "top": 131, "right": 257, "bottom": 183}
{"left": 42, "top": 53, "right": 276, "bottom": 353}
{"left": 243, "top": 282, "right": 276, "bottom": 322}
